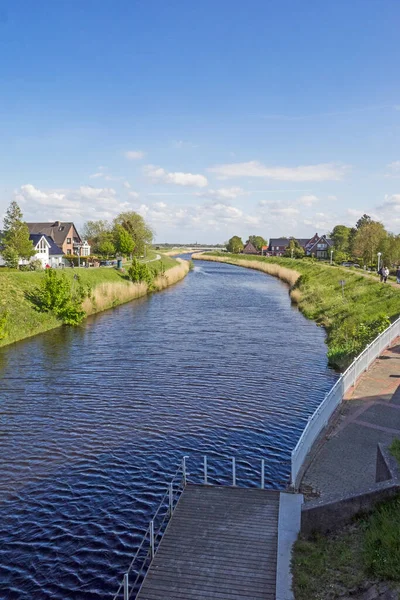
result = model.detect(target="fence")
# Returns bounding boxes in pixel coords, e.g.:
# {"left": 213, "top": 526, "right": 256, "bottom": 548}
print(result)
{"left": 112, "top": 454, "right": 287, "bottom": 599}
{"left": 291, "top": 316, "right": 400, "bottom": 488}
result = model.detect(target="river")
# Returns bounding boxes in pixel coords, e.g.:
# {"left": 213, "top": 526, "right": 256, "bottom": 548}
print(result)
{"left": 0, "top": 259, "right": 338, "bottom": 599}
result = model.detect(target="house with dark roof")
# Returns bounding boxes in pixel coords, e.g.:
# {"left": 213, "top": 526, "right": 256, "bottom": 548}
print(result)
{"left": 26, "top": 221, "right": 90, "bottom": 256}
{"left": 268, "top": 238, "right": 290, "bottom": 256}
{"left": 243, "top": 241, "right": 258, "bottom": 254}
{"left": 306, "top": 234, "right": 333, "bottom": 259}
{"left": 268, "top": 233, "right": 333, "bottom": 258}
{"left": 28, "top": 234, "right": 64, "bottom": 268}
{"left": 0, "top": 234, "right": 64, "bottom": 268}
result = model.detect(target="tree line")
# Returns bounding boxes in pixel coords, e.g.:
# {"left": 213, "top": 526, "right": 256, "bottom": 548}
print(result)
{"left": 0, "top": 200, "right": 154, "bottom": 268}
{"left": 330, "top": 214, "right": 400, "bottom": 267}
{"left": 226, "top": 215, "right": 400, "bottom": 267}
{"left": 83, "top": 213, "right": 153, "bottom": 258}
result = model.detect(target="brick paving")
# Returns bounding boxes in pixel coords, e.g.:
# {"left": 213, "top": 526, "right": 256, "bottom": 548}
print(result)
{"left": 301, "top": 340, "right": 400, "bottom": 501}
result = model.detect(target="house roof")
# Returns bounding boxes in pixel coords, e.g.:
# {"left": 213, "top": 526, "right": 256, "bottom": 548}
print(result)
{"left": 308, "top": 235, "right": 333, "bottom": 252}
{"left": 29, "top": 233, "right": 63, "bottom": 256}
{"left": 268, "top": 238, "right": 290, "bottom": 247}
{"left": 26, "top": 222, "right": 81, "bottom": 246}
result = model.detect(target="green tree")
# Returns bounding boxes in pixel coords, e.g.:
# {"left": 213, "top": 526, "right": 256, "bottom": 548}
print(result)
{"left": 379, "top": 233, "right": 400, "bottom": 267}
{"left": 330, "top": 225, "right": 351, "bottom": 253}
{"left": 2, "top": 246, "right": 19, "bottom": 269}
{"left": 113, "top": 212, "right": 153, "bottom": 256}
{"left": 82, "top": 220, "right": 112, "bottom": 255}
{"left": 97, "top": 239, "right": 116, "bottom": 258}
{"left": 247, "top": 235, "right": 267, "bottom": 251}
{"left": 226, "top": 235, "right": 244, "bottom": 253}
{"left": 114, "top": 224, "right": 135, "bottom": 256}
{"left": 356, "top": 214, "right": 372, "bottom": 230}
{"left": 353, "top": 221, "right": 387, "bottom": 265}
{"left": 284, "top": 238, "right": 305, "bottom": 259}
{"left": 2, "top": 201, "right": 35, "bottom": 266}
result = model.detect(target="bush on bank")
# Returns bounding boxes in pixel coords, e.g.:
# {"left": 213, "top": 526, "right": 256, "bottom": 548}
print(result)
{"left": 201, "top": 253, "right": 400, "bottom": 370}
{"left": 0, "top": 255, "right": 185, "bottom": 347}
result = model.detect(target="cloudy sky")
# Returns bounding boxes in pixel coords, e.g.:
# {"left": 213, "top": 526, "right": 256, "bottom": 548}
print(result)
{"left": 1, "top": 1, "right": 400, "bottom": 243}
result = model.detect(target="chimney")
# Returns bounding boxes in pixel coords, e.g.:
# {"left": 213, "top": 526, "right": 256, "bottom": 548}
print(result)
{"left": 54, "top": 220, "right": 61, "bottom": 227}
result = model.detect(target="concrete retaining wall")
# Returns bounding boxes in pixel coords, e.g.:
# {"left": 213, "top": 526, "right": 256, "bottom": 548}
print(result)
{"left": 301, "top": 444, "right": 400, "bottom": 536}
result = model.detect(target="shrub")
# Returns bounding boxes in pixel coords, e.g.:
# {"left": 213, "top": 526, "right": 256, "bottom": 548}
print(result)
{"left": 127, "top": 259, "right": 155, "bottom": 287}
{"left": 36, "top": 270, "right": 91, "bottom": 325}
{"left": 29, "top": 259, "right": 43, "bottom": 271}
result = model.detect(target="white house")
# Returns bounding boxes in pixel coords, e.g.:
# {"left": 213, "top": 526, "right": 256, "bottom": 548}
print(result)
{"left": 81, "top": 241, "right": 91, "bottom": 256}
{"left": 0, "top": 234, "right": 64, "bottom": 268}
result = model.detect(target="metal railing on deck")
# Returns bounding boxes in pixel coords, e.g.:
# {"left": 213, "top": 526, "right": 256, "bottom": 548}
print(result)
{"left": 112, "top": 454, "right": 288, "bottom": 599}
{"left": 291, "top": 315, "right": 400, "bottom": 488}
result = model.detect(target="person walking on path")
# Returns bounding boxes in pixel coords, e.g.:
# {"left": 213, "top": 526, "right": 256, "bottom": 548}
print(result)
{"left": 382, "top": 266, "right": 389, "bottom": 283}
{"left": 396, "top": 266, "right": 400, "bottom": 284}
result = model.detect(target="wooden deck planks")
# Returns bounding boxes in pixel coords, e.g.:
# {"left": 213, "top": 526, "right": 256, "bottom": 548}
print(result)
{"left": 136, "top": 485, "right": 280, "bottom": 600}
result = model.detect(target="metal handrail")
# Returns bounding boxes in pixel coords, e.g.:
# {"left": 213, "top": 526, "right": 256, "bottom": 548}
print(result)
{"left": 291, "top": 315, "right": 400, "bottom": 487}
{"left": 112, "top": 453, "right": 287, "bottom": 599}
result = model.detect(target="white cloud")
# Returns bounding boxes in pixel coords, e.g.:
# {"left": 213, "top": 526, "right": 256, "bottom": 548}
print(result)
{"left": 377, "top": 194, "right": 400, "bottom": 212}
{"left": 387, "top": 161, "right": 400, "bottom": 172}
{"left": 129, "top": 190, "right": 140, "bottom": 199}
{"left": 208, "top": 161, "right": 349, "bottom": 181}
{"left": 89, "top": 172, "right": 104, "bottom": 179}
{"left": 14, "top": 183, "right": 133, "bottom": 223}
{"left": 298, "top": 194, "right": 319, "bottom": 207}
{"left": 196, "top": 187, "right": 245, "bottom": 200}
{"left": 144, "top": 164, "right": 208, "bottom": 188}
{"left": 172, "top": 140, "right": 198, "bottom": 149}
{"left": 385, "top": 161, "right": 400, "bottom": 178}
{"left": 125, "top": 150, "right": 145, "bottom": 160}
{"left": 123, "top": 181, "right": 131, "bottom": 189}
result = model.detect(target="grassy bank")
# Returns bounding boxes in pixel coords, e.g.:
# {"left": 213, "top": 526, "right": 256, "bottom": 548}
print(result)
{"left": 194, "top": 253, "right": 400, "bottom": 369}
{"left": 0, "top": 256, "right": 189, "bottom": 347}
{"left": 292, "top": 496, "right": 400, "bottom": 599}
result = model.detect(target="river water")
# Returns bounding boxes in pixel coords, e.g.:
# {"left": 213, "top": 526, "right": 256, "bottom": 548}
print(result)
{"left": 0, "top": 259, "right": 337, "bottom": 599}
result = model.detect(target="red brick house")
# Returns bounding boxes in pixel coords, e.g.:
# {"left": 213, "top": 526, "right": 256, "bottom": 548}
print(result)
{"left": 243, "top": 241, "right": 258, "bottom": 254}
{"left": 268, "top": 238, "right": 290, "bottom": 256}
{"left": 26, "top": 221, "right": 89, "bottom": 255}
{"left": 268, "top": 233, "right": 332, "bottom": 258}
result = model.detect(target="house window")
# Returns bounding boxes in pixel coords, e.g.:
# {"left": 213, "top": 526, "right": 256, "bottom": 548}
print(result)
{"left": 67, "top": 237, "right": 71, "bottom": 244}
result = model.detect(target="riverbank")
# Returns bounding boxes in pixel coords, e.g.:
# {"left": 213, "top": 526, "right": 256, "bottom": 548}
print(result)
{"left": 0, "top": 256, "right": 189, "bottom": 348}
{"left": 193, "top": 253, "right": 400, "bottom": 369}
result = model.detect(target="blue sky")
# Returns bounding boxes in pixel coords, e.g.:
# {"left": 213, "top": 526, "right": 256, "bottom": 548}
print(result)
{"left": 1, "top": 0, "right": 400, "bottom": 243}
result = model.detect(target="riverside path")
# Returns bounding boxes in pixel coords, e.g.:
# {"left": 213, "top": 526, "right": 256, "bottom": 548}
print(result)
{"left": 301, "top": 338, "right": 400, "bottom": 501}
{"left": 135, "top": 485, "right": 302, "bottom": 600}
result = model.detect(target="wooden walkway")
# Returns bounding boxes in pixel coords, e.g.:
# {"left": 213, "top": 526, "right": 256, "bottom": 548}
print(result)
{"left": 136, "top": 485, "right": 281, "bottom": 600}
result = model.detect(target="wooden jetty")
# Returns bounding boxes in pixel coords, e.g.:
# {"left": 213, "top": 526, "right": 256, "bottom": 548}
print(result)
{"left": 136, "top": 485, "right": 291, "bottom": 600}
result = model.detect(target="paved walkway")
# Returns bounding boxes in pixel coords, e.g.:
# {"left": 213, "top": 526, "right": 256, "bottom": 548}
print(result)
{"left": 301, "top": 340, "right": 400, "bottom": 501}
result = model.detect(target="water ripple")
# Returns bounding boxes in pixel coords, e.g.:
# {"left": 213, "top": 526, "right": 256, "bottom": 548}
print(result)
{"left": 0, "top": 259, "right": 338, "bottom": 599}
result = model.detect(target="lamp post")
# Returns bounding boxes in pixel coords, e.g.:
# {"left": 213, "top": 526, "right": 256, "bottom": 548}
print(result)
{"left": 330, "top": 249, "right": 333, "bottom": 265}
{"left": 377, "top": 252, "right": 382, "bottom": 273}
{"left": 75, "top": 243, "right": 83, "bottom": 267}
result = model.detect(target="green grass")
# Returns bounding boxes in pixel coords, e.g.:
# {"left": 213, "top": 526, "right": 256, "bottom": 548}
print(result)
{"left": 292, "top": 496, "right": 400, "bottom": 599}
{"left": 0, "top": 256, "right": 180, "bottom": 347}
{"left": 389, "top": 439, "right": 400, "bottom": 466}
{"left": 205, "top": 253, "right": 400, "bottom": 369}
